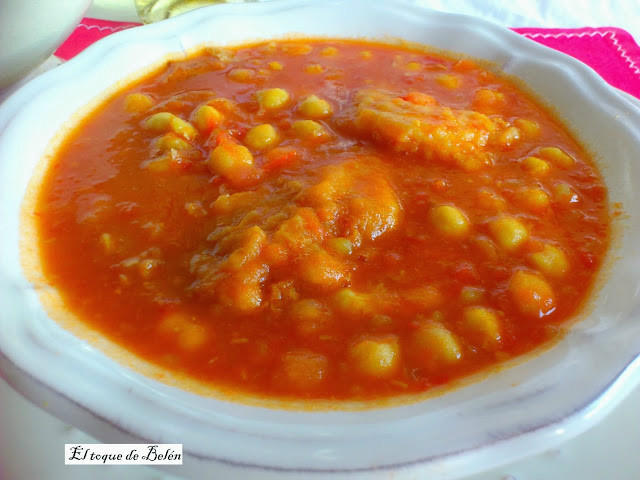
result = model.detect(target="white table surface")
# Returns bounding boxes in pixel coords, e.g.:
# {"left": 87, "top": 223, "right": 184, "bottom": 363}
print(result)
{"left": 2, "top": 1, "right": 640, "bottom": 479}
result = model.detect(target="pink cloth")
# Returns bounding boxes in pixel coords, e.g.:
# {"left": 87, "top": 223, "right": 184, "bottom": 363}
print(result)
{"left": 55, "top": 19, "right": 640, "bottom": 99}
{"left": 55, "top": 18, "right": 140, "bottom": 60}
{"left": 513, "top": 27, "right": 640, "bottom": 99}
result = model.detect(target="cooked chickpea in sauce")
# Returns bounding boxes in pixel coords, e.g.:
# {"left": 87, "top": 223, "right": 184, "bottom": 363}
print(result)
{"left": 34, "top": 39, "right": 610, "bottom": 400}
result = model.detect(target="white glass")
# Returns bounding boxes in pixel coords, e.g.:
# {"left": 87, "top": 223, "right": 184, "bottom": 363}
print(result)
{"left": 134, "top": 0, "right": 257, "bottom": 23}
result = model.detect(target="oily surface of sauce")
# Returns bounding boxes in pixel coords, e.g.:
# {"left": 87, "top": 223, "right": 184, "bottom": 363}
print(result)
{"left": 33, "top": 39, "right": 610, "bottom": 400}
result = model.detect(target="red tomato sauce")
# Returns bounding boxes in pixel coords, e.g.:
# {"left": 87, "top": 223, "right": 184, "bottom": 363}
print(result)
{"left": 34, "top": 39, "right": 610, "bottom": 400}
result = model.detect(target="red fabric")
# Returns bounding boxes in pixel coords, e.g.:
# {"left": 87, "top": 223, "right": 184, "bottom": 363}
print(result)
{"left": 55, "top": 18, "right": 141, "bottom": 60}
{"left": 55, "top": 19, "right": 640, "bottom": 99}
{"left": 513, "top": 27, "right": 640, "bottom": 99}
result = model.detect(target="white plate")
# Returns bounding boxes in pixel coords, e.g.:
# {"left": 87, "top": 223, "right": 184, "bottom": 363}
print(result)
{"left": 1, "top": 1, "right": 640, "bottom": 479}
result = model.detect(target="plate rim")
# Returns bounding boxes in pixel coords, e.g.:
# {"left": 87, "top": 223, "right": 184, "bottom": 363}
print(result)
{"left": 1, "top": 0, "right": 640, "bottom": 477}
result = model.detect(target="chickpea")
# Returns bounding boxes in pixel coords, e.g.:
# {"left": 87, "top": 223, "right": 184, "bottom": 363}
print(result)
{"left": 281, "top": 350, "right": 328, "bottom": 389}
{"left": 169, "top": 116, "right": 198, "bottom": 141}
{"left": 411, "top": 323, "right": 462, "bottom": 365}
{"left": 320, "top": 46, "right": 338, "bottom": 56}
{"left": 256, "top": 87, "right": 291, "bottom": 111}
{"left": 218, "top": 268, "right": 265, "bottom": 313}
{"left": 158, "top": 311, "right": 187, "bottom": 334}
{"left": 463, "top": 306, "right": 501, "bottom": 345}
{"left": 124, "top": 93, "right": 153, "bottom": 113}
{"left": 538, "top": 146, "right": 575, "bottom": 169}
{"left": 177, "top": 323, "right": 208, "bottom": 351}
{"left": 459, "top": 286, "right": 485, "bottom": 304}
{"left": 332, "top": 288, "right": 369, "bottom": 317}
{"left": 208, "top": 97, "right": 236, "bottom": 114}
{"left": 517, "top": 187, "right": 550, "bottom": 213}
{"left": 477, "top": 188, "right": 507, "bottom": 211}
{"left": 529, "top": 244, "right": 569, "bottom": 278}
{"left": 325, "top": 237, "right": 353, "bottom": 257}
{"left": 430, "top": 205, "right": 471, "bottom": 239}
{"left": 298, "top": 248, "right": 347, "bottom": 289}
{"left": 435, "top": 74, "right": 461, "bottom": 88}
{"left": 144, "top": 112, "right": 174, "bottom": 132}
{"left": 452, "top": 59, "right": 476, "bottom": 72}
{"left": 227, "top": 68, "right": 255, "bottom": 83}
{"left": 522, "top": 156, "right": 551, "bottom": 176}
{"left": 155, "top": 133, "right": 190, "bottom": 151}
{"left": 245, "top": 124, "right": 278, "bottom": 150}
{"left": 496, "top": 126, "right": 521, "bottom": 148}
{"left": 473, "top": 236, "right": 499, "bottom": 261}
{"left": 473, "top": 88, "right": 505, "bottom": 110}
{"left": 404, "top": 286, "right": 443, "bottom": 310}
{"left": 192, "top": 105, "right": 222, "bottom": 133}
{"left": 233, "top": 282, "right": 263, "bottom": 313}
{"left": 297, "top": 94, "right": 333, "bottom": 118}
{"left": 281, "top": 43, "right": 312, "bottom": 55}
{"left": 142, "top": 156, "right": 170, "bottom": 173}
{"left": 290, "top": 299, "right": 329, "bottom": 337}
{"left": 158, "top": 312, "right": 208, "bottom": 351}
{"left": 209, "top": 139, "right": 254, "bottom": 175}
{"left": 145, "top": 112, "right": 197, "bottom": 140}
{"left": 509, "top": 270, "right": 556, "bottom": 318}
{"left": 513, "top": 118, "right": 540, "bottom": 138}
{"left": 553, "top": 182, "right": 580, "bottom": 206}
{"left": 211, "top": 191, "right": 257, "bottom": 214}
{"left": 489, "top": 214, "right": 529, "bottom": 252}
{"left": 402, "top": 92, "right": 436, "bottom": 105}
{"left": 304, "top": 64, "right": 324, "bottom": 74}
{"left": 292, "top": 119, "right": 329, "bottom": 140}
{"left": 349, "top": 336, "right": 400, "bottom": 378}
